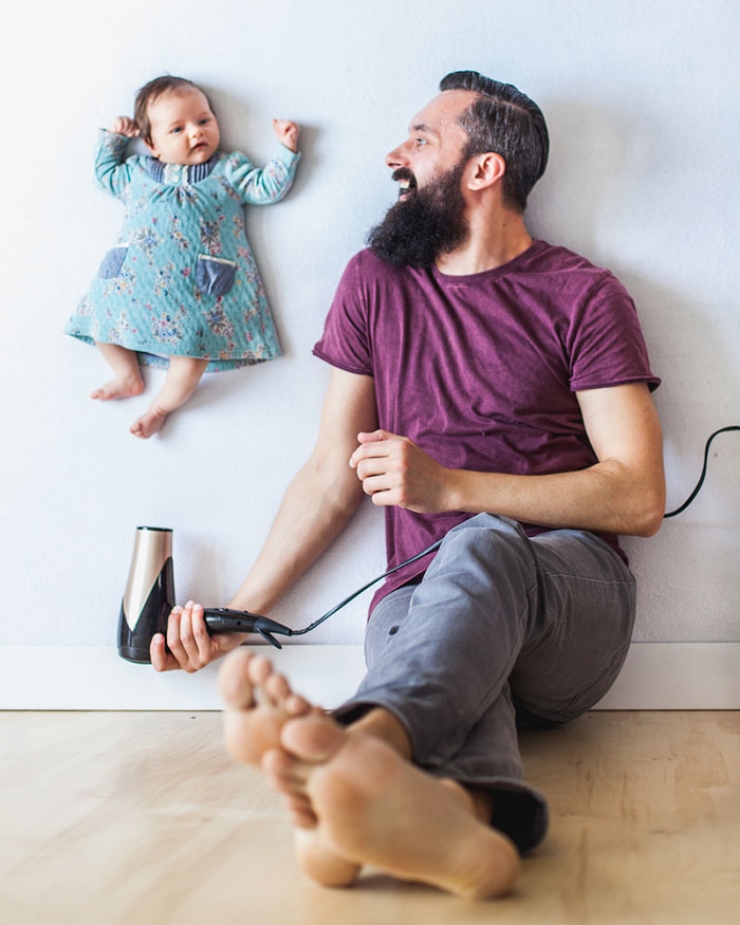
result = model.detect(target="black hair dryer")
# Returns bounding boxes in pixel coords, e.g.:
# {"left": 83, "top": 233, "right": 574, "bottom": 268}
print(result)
{"left": 118, "top": 526, "right": 175, "bottom": 664}
{"left": 117, "top": 526, "right": 294, "bottom": 664}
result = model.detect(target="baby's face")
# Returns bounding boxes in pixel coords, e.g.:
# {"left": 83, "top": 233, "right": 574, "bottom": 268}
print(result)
{"left": 145, "top": 87, "right": 220, "bottom": 166}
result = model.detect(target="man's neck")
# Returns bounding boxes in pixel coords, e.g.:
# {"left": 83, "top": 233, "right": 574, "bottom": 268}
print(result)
{"left": 435, "top": 211, "right": 533, "bottom": 277}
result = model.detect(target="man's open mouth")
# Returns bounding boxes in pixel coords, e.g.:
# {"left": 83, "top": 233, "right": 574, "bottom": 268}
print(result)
{"left": 393, "top": 169, "right": 417, "bottom": 199}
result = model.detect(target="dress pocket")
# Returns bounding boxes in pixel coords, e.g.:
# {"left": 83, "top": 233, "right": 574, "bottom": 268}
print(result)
{"left": 97, "top": 245, "right": 128, "bottom": 279}
{"left": 196, "top": 255, "right": 237, "bottom": 296}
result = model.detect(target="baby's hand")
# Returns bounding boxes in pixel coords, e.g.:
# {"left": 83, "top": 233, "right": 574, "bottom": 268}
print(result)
{"left": 109, "top": 116, "right": 140, "bottom": 138}
{"left": 273, "top": 119, "right": 300, "bottom": 153}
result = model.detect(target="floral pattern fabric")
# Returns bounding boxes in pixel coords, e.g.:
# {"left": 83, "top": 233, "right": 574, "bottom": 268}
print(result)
{"left": 65, "top": 130, "right": 300, "bottom": 371}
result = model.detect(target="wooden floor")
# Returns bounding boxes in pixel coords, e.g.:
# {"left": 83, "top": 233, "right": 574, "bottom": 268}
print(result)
{"left": 2, "top": 711, "right": 740, "bottom": 924}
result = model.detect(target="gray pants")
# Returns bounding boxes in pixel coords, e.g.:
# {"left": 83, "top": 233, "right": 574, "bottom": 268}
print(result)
{"left": 334, "top": 514, "right": 636, "bottom": 854}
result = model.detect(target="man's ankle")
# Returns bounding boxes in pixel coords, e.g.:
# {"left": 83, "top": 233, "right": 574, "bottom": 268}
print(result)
{"left": 349, "top": 707, "right": 412, "bottom": 760}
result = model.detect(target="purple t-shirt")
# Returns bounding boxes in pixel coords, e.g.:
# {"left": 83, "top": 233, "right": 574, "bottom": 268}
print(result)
{"left": 313, "top": 240, "right": 660, "bottom": 611}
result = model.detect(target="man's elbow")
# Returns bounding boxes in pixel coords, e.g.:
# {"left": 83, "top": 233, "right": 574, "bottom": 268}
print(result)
{"left": 630, "top": 483, "right": 666, "bottom": 537}
{"left": 306, "top": 450, "right": 365, "bottom": 517}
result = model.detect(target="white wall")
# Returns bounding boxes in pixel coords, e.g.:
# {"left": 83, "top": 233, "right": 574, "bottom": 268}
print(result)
{"left": 2, "top": 0, "right": 739, "bottom": 705}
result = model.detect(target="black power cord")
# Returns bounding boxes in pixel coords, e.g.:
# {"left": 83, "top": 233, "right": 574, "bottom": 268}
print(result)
{"left": 289, "top": 538, "right": 444, "bottom": 637}
{"left": 664, "top": 426, "right": 740, "bottom": 518}
{"left": 203, "top": 539, "right": 443, "bottom": 647}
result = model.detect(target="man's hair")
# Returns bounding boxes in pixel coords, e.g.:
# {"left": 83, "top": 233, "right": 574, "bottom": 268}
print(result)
{"left": 439, "top": 70, "right": 549, "bottom": 212}
{"left": 134, "top": 75, "right": 212, "bottom": 143}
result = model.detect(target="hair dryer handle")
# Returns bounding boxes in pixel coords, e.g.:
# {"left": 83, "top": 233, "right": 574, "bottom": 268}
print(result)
{"left": 202, "top": 608, "right": 293, "bottom": 649}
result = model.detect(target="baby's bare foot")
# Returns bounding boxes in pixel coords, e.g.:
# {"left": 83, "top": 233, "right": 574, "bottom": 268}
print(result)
{"left": 273, "top": 714, "right": 521, "bottom": 899}
{"left": 130, "top": 406, "right": 168, "bottom": 439}
{"left": 91, "top": 375, "right": 144, "bottom": 401}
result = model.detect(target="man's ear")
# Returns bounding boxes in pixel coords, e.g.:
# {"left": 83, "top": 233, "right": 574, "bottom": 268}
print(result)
{"left": 467, "top": 152, "right": 506, "bottom": 190}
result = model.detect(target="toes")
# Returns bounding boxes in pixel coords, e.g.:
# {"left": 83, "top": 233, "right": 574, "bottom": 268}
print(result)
{"left": 280, "top": 715, "right": 346, "bottom": 763}
{"left": 284, "top": 798, "right": 318, "bottom": 829}
{"left": 285, "top": 693, "right": 313, "bottom": 717}
{"left": 217, "top": 649, "right": 257, "bottom": 709}
{"left": 219, "top": 651, "right": 313, "bottom": 717}
{"left": 262, "top": 746, "right": 307, "bottom": 789}
{"left": 262, "top": 748, "right": 318, "bottom": 827}
{"left": 264, "top": 670, "right": 292, "bottom": 707}
{"left": 261, "top": 745, "right": 296, "bottom": 780}
{"left": 294, "top": 831, "right": 363, "bottom": 886}
{"left": 247, "top": 654, "right": 274, "bottom": 689}
{"left": 247, "top": 656, "right": 302, "bottom": 713}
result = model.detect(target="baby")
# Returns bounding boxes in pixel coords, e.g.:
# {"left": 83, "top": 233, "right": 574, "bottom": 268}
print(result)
{"left": 65, "top": 76, "right": 300, "bottom": 438}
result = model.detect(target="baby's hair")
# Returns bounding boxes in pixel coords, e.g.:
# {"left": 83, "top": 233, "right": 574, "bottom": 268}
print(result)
{"left": 134, "top": 75, "right": 214, "bottom": 142}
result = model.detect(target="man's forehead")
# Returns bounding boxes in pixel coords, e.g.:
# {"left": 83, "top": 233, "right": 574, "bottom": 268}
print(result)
{"left": 409, "top": 120, "right": 441, "bottom": 137}
{"left": 408, "top": 89, "right": 478, "bottom": 134}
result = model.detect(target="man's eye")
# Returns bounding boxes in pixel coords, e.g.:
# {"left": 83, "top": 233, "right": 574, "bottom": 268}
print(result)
{"left": 415, "top": 138, "right": 428, "bottom": 146}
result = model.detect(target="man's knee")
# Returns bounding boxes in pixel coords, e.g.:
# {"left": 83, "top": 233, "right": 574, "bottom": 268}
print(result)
{"left": 443, "top": 514, "right": 536, "bottom": 576}
{"left": 423, "top": 514, "right": 538, "bottom": 607}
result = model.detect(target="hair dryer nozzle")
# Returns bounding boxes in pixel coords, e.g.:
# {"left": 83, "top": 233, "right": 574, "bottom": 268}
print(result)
{"left": 118, "top": 527, "right": 175, "bottom": 664}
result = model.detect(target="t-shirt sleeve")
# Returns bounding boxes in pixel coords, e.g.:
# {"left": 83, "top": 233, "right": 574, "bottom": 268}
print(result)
{"left": 313, "top": 254, "right": 375, "bottom": 375}
{"left": 567, "top": 273, "right": 660, "bottom": 392}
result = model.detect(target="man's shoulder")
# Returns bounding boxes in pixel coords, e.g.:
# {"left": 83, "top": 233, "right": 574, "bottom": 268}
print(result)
{"left": 527, "top": 239, "right": 611, "bottom": 275}
{"left": 334, "top": 248, "right": 423, "bottom": 294}
{"left": 526, "top": 239, "right": 630, "bottom": 299}
{"left": 345, "top": 247, "right": 403, "bottom": 277}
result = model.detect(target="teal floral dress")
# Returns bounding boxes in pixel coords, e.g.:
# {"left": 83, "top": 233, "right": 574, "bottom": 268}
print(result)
{"left": 65, "top": 130, "right": 300, "bottom": 370}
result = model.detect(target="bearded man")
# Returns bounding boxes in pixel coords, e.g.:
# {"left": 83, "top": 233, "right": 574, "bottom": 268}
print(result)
{"left": 153, "top": 71, "right": 665, "bottom": 900}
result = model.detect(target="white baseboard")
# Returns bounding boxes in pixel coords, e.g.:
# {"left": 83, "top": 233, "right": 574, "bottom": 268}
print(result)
{"left": 2, "top": 642, "right": 739, "bottom": 711}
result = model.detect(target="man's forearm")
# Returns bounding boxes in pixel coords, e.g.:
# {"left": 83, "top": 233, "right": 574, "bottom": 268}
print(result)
{"left": 227, "top": 454, "right": 365, "bottom": 615}
{"left": 445, "top": 458, "right": 665, "bottom": 538}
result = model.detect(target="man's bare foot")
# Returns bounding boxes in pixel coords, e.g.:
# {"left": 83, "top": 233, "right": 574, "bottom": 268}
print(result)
{"left": 130, "top": 406, "right": 167, "bottom": 439}
{"left": 219, "top": 650, "right": 363, "bottom": 887}
{"left": 219, "top": 651, "right": 521, "bottom": 899}
{"left": 273, "top": 714, "right": 521, "bottom": 900}
{"left": 91, "top": 375, "right": 144, "bottom": 401}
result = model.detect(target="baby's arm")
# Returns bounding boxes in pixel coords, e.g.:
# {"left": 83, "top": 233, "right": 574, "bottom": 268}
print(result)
{"left": 225, "top": 123, "right": 301, "bottom": 205}
{"left": 109, "top": 116, "right": 140, "bottom": 138}
{"left": 94, "top": 117, "right": 138, "bottom": 199}
{"left": 272, "top": 119, "right": 300, "bottom": 153}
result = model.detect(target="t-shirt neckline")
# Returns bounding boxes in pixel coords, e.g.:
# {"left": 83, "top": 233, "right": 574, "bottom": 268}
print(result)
{"left": 431, "top": 238, "right": 546, "bottom": 286}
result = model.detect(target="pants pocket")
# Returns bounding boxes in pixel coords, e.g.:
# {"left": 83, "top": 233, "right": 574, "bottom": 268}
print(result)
{"left": 97, "top": 245, "right": 128, "bottom": 279}
{"left": 196, "top": 255, "right": 237, "bottom": 296}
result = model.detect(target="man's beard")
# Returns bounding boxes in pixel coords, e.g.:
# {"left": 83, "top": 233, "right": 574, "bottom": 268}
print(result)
{"left": 366, "top": 161, "right": 469, "bottom": 269}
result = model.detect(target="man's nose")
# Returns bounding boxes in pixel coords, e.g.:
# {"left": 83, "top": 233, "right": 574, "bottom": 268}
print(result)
{"left": 385, "top": 142, "right": 409, "bottom": 169}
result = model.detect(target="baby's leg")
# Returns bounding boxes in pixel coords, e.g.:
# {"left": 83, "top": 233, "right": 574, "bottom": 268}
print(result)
{"left": 131, "top": 356, "right": 209, "bottom": 438}
{"left": 92, "top": 343, "right": 145, "bottom": 401}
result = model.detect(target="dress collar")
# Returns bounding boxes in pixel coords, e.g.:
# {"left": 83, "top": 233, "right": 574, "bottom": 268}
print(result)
{"left": 145, "top": 155, "right": 218, "bottom": 185}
